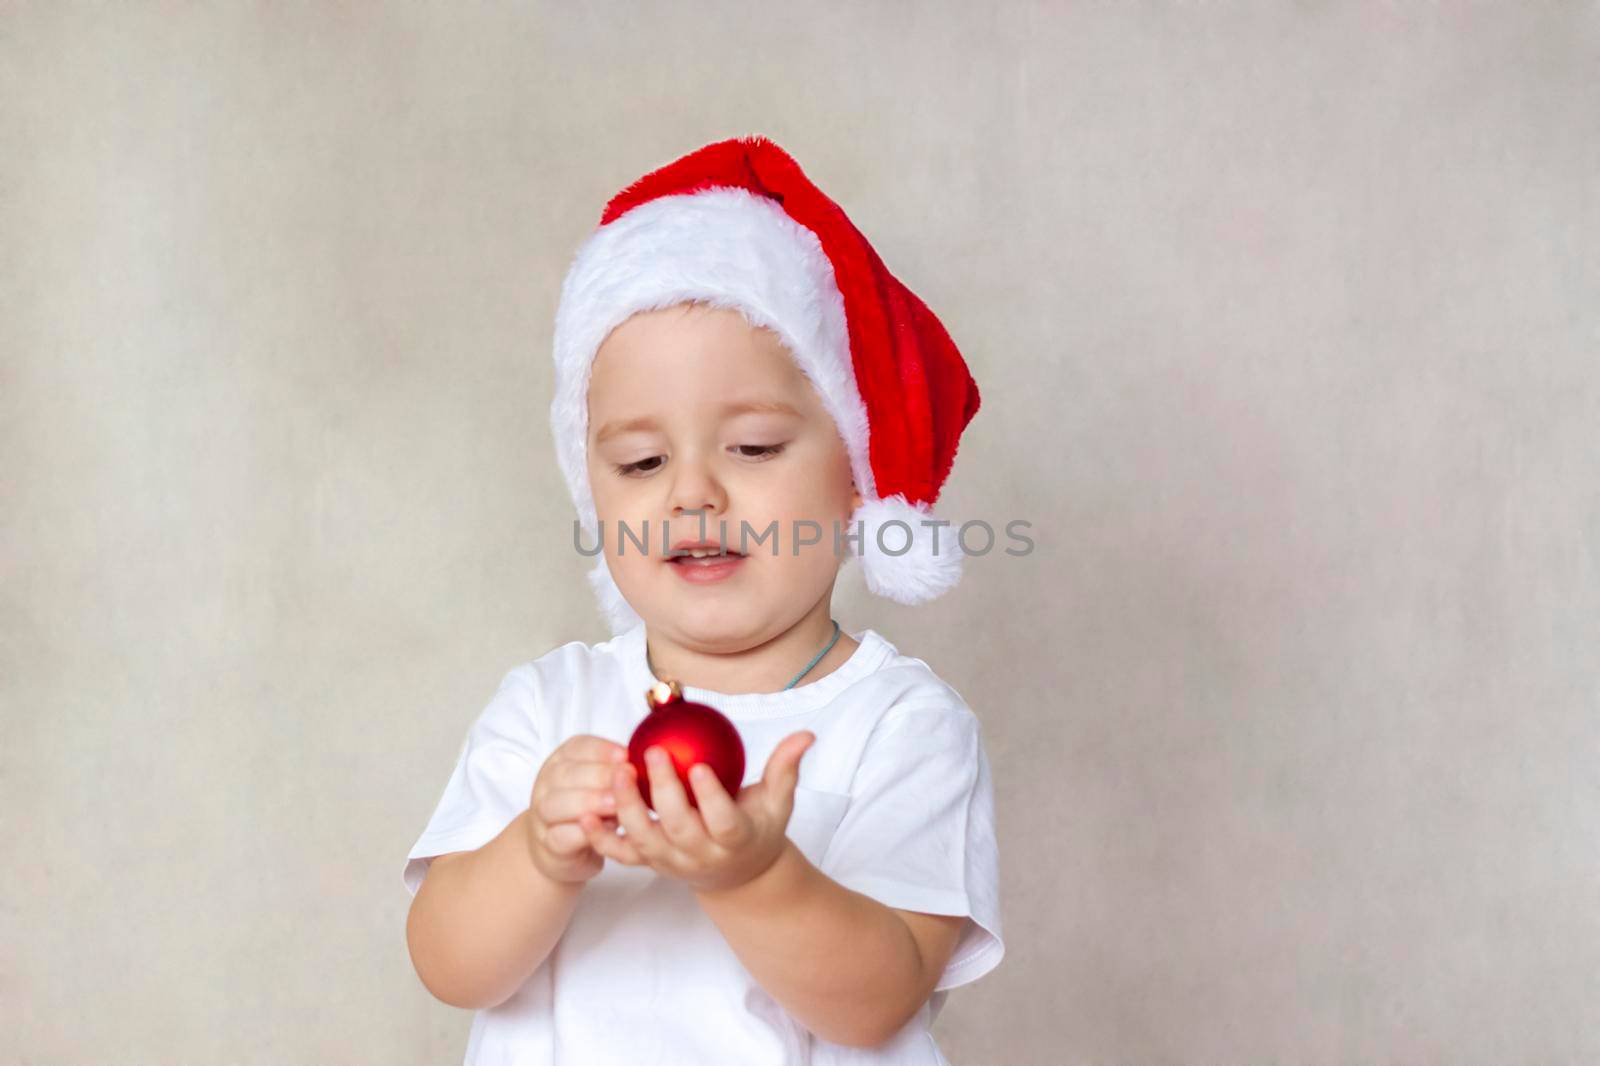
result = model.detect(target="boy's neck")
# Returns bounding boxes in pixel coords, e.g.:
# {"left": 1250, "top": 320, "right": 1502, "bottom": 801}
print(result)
{"left": 644, "top": 603, "right": 859, "bottom": 695}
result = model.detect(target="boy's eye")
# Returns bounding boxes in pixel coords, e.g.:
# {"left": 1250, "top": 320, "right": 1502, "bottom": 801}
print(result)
{"left": 611, "top": 443, "right": 787, "bottom": 478}
{"left": 614, "top": 456, "right": 664, "bottom": 477}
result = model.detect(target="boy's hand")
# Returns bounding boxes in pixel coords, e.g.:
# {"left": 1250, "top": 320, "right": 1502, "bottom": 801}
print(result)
{"left": 524, "top": 734, "right": 630, "bottom": 885}
{"left": 578, "top": 730, "right": 817, "bottom": 893}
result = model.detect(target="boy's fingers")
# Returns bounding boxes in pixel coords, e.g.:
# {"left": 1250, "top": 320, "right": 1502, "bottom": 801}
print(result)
{"left": 581, "top": 813, "right": 644, "bottom": 865}
{"left": 644, "top": 746, "right": 703, "bottom": 848}
{"left": 760, "top": 731, "right": 816, "bottom": 810}
{"left": 554, "top": 760, "right": 628, "bottom": 791}
{"left": 547, "top": 749, "right": 631, "bottom": 792}
{"left": 536, "top": 787, "right": 617, "bottom": 825}
{"left": 556, "top": 735, "right": 631, "bottom": 765}
{"left": 611, "top": 761, "right": 667, "bottom": 859}
{"left": 688, "top": 763, "right": 744, "bottom": 844}
{"left": 543, "top": 821, "right": 591, "bottom": 856}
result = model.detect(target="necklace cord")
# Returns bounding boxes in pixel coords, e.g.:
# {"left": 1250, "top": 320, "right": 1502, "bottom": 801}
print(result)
{"left": 646, "top": 619, "right": 842, "bottom": 692}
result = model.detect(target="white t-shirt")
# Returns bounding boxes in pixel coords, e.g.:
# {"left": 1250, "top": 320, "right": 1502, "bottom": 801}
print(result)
{"left": 402, "top": 620, "right": 1004, "bottom": 1066}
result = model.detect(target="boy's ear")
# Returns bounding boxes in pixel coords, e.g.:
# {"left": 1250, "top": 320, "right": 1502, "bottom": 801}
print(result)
{"left": 850, "top": 480, "right": 863, "bottom": 513}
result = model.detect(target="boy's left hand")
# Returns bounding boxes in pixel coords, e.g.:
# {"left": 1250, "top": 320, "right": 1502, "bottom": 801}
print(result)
{"left": 578, "top": 730, "right": 815, "bottom": 893}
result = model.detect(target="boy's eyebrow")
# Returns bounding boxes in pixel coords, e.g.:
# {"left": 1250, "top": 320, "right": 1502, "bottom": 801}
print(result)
{"left": 592, "top": 400, "right": 802, "bottom": 444}
{"left": 718, "top": 399, "right": 803, "bottom": 419}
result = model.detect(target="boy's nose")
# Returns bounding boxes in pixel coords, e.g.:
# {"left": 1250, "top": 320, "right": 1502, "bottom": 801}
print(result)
{"left": 667, "top": 457, "right": 727, "bottom": 518}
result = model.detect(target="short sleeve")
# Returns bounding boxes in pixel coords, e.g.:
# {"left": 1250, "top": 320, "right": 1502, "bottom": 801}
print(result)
{"left": 819, "top": 704, "right": 1005, "bottom": 992}
{"left": 401, "top": 667, "right": 546, "bottom": 898}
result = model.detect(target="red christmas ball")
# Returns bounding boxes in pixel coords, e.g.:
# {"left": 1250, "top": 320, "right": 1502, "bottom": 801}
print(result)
{"left": 627, "top": 679, "right": 745, "bottom": 811}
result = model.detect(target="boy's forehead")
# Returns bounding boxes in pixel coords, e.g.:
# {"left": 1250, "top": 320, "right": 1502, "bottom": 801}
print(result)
{"left": 588, "top": 306, "right": 815, "bottom": 419}
{"left": 596, "top": 303, "right": 785, "bottom": 366}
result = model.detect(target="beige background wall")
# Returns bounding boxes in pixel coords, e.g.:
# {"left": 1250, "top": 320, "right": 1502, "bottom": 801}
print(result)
{"left": 5, "top": 3, "right": 1597, "bottom": 1063}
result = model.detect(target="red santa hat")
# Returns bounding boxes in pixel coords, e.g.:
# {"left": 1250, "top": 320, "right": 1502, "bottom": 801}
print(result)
{"left": 551, "top": 135, "right": 981, "bottom": 635}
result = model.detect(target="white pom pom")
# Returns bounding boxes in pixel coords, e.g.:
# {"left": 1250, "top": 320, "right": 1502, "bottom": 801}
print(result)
{"left": 848, "top": 494, "right": 965, "bottom": 605}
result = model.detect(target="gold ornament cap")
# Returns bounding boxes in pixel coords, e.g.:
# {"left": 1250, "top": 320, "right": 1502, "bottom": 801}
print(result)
{"left": 646, "top": 679, "right": 681, "bottom": 709}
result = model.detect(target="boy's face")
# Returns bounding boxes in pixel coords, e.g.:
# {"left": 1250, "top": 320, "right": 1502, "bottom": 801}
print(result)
{"left": 586, "top": 302, "right": 862, "bottom": 647}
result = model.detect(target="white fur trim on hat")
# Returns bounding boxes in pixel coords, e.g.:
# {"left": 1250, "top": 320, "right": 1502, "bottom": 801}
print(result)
{"left": 551, "top": 186, "right": 875, "bottom": 532}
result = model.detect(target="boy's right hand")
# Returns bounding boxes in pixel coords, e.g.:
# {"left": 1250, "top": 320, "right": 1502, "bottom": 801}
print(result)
{"left": 525, "top": 734, "right": 630, "bottom": 884}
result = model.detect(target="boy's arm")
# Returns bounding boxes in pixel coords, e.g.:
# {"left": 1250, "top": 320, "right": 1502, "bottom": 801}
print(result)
{"left": 406, "top": 809, "right": 584, "bottom": 1010}
{"left": 693, "top": 839, "right": 967, "bottom": 1048}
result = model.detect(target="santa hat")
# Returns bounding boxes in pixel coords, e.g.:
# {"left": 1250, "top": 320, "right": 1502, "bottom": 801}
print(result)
{"left": 550, "top": 135, "right": 981, "bottom": 635}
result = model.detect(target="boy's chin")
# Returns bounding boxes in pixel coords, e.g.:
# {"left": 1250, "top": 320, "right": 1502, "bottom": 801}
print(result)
{"left": 637, "top": 588, "right": 768, "bottom": 635}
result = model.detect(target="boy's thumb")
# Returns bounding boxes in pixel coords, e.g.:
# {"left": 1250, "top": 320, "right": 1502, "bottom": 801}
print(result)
{"left": 764, "top": 730, "right": 816, "bottom": 796}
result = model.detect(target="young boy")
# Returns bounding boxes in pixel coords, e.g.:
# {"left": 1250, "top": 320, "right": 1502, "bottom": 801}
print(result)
{"left": 403, "top": 136, "right": 1003, "bottom": 1065}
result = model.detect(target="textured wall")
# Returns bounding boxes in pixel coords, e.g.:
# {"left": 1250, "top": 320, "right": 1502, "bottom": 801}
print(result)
{"left": 4, "top": 3, "right": 1597, "bottom": 1063}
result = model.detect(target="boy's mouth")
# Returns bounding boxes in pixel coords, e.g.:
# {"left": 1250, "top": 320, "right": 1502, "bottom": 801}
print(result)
{"left": 666, "top": 542, "right": 745, "bottom": 564}
{"left": 666, "top": 540, "right": 747, "bottom": 578}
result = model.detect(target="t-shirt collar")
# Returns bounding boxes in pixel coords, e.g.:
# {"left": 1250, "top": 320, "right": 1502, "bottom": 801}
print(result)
{"left": 612, "top": 620, "right": 891, "bottom": 719}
